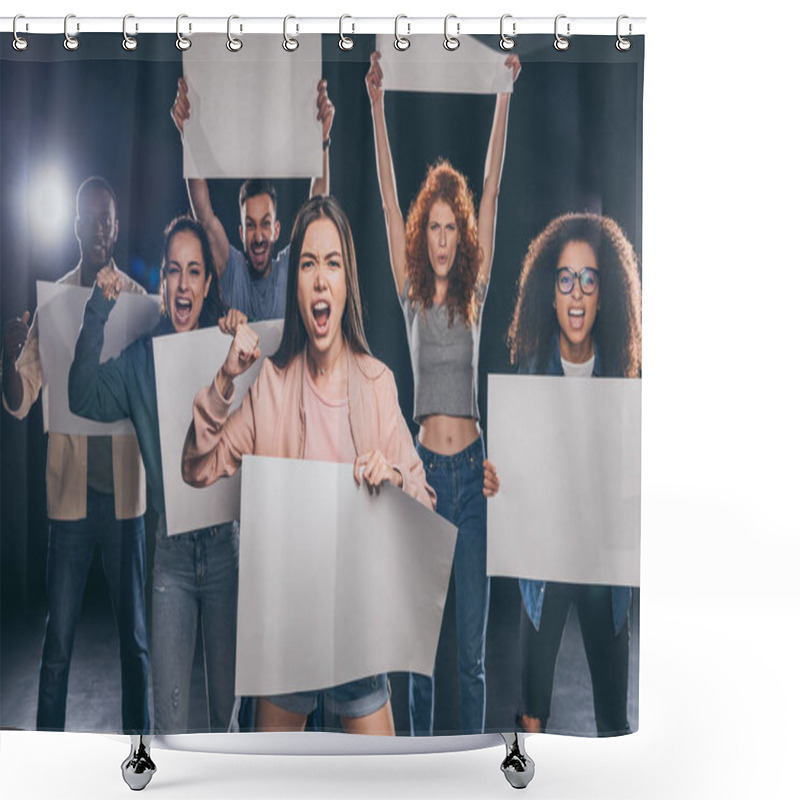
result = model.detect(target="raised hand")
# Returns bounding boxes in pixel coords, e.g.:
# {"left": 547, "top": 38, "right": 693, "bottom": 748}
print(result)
{"left": 316, "top": 79, "right": 335, "bottom": 141}
{"left": 505, "top": 54, "right": 522, "bottom": 84}
{"left": 217, "top": 308, "right": 248, "bottom": 337}
{"left": 353, "top": 449, "right": 402, "bottom": 495}
{"left": 96, "top": 266, "right": 123, "bottom": 302}
{"left": 171, "top": 76, "right": 191, "bottom": 135}
{"left": 3, "top": 310, "right": 30, "bottom": 363}
{"left": 365, "top": 51, "right": 384, "bottom": 105}
{"left": 215, "top": 320, "right": 261, "bottom": 399}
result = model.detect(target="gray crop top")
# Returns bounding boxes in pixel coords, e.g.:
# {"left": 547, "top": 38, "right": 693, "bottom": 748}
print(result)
{"left": 400, "top": 279, "right": 486, "bottom": 423}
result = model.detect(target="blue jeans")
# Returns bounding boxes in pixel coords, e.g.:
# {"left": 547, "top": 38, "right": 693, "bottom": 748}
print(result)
{"left": 409, "top": 436, "right": 490, "bottom": 735}
{"left": 270, "top": 673, "right": 391, "bottom": 719}
{"left": 151, "top": 518, "right": 239, "bottom": 733}
{"left": 36, "top": 488, "right": 149, "bottom": 734}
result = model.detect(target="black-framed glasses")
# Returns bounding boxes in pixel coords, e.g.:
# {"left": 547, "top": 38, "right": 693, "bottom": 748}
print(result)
{"left": 556, "top": 267, "right": 599, "bottom": 295}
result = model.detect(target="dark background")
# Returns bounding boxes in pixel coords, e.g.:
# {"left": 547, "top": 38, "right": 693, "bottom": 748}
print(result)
{"left": 0, "top": 33, "right": 642, "bottom": 734}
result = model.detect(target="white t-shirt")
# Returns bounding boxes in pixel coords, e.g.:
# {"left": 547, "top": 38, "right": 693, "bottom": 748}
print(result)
{"left": 561, "top": 354, "right": 595, "bottom": 378}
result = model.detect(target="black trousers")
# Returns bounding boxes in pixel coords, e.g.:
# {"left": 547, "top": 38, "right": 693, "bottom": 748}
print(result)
{"left": 519, "top": 582, "right": 630, "bottom": 736}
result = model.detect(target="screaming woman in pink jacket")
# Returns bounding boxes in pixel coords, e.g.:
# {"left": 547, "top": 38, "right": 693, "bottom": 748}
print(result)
{"left": 182, "top": 343, "right": 435, "bottom": 511}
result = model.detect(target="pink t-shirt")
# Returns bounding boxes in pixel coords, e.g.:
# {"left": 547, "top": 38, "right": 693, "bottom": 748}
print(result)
{"left": 302, "top": 361, "right": 357, "bottom": 464}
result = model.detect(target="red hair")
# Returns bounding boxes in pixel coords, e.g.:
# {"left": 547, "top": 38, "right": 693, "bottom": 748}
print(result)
{"left": 405, "top": 160, "right": 483, "bottom": 326}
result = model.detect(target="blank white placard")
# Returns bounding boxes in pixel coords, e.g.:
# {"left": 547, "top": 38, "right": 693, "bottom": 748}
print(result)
{"left": 487, "top": 374, "right": 641, "bottom": 587}
{"left": 235, "top": 456, "right": 457, "bottom": 697}
{"left": 182, "top": 34, "right": 322, "bottom": 179}
{"left": 152, "top": 320, "right": 283, "bottom": 535}
{"left": 376, "top": 34, "right": 514, "bottom": 95}
{"left": 36, "top": 281, "right": 161, "bottom": 436}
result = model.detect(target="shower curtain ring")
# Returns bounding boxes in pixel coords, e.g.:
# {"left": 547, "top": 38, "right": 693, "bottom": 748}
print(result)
{"left": 444, "top": 14, "right": 460, "bottom": 51}
{"left": 554, "top": 14, "right": 570, "bottom": 51}
{"left": 616, "top": 15, "right": 632, "bottom": 51}
{"left": 122, "top": 15, "right": 138, "bottom": 51}
{"left": 283, "top": 16, "right": 299, "bottom": 52}
{"left": 12, "top": 15, "right": 29, "bottom": 51}
{"left": 394, "top": 15, "right": 410, "bottom": 51}
{"left": 64, "top": 14, "right": 79, "bottom": 51}
{"left": 176, "top": 14, "right": 192, "bottom": 50}
{"left": 339, "top": 15, "right": 355, "bottom": 50}
{"left": 499, "top": 14, "right": 516, "bottom": 51}
{"left": 227, "top": 15, "right": 243, "bottom": 51}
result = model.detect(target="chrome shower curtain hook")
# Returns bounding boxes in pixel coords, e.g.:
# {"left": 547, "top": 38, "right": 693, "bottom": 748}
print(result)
{"left": 122, "top": 15, "right": 138, "bottom": 51}
{"left": 444, "top": 14, "right": 460, "bottom": 51}
{"left": 12, "top": 14, "right": 29, "bottom": 51}
{"left": 64, "top": 14, "right": 79, "bottom": 51}
{"left": 616, "top": 15, "right": 632, "bottom": 51}
{"left": 227, "top": 15, "right": 243, "bottom": 52}
{"left": 394, "top": 15, "right": 410, "bottom": 51}
{"left": 554, "top": 14, "right": 570, "bottom": 51}
{"left": 283, "top": 15, "right": 299, "bottom": 52}
{"left": 176, "top": 14, "right": 192, "bottom": 50}
{"left": 499, "top": 14, "right": 516, "bottom": 51}
{"left": 339, "top": 15, "right": 355, "bottom": 51}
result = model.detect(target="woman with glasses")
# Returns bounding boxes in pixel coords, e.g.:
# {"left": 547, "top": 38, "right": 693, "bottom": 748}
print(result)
{"left": 484, "top": 212, "right": 642, "bottom": 736}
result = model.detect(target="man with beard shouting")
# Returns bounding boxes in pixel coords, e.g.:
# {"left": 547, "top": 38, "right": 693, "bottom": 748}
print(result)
{"left": 171, "top": 77, "right": 335, "bottom": 321}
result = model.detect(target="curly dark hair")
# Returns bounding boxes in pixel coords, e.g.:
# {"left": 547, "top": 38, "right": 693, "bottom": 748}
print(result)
{"left": 507, "top": 212, "right": 642, "bottom": 377}
{"left": 405, "top": 159, "right": 483, "bottom": 327}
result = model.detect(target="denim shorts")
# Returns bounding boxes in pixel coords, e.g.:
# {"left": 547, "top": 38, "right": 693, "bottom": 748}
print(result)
{"left": 268, "top": 674, "right": 390, "bottom": 719}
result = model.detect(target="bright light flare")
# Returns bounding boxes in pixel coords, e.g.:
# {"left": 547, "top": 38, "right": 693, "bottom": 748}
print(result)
{"left": 28, "top": 165, "right": 73, "bottom": 245}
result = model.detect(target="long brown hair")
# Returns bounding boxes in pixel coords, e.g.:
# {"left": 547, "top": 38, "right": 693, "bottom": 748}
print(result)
{"left": 405, "top": 159, "right": 483, "bottom": 327}
{"left": 271, "top": 195, "right": 371, "bottom": 369}
{"left": 160, "top": 215, "right": 224, "bottom": 329}
{"left": 507, "top": 213, "right": 642, "bottom": 377}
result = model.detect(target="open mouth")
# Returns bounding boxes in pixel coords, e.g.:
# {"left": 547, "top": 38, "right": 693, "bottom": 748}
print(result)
{"left": 174, "top": 296, "right": 193, "bottom": 327}
{"left": 250, "top": 240, "right": 269, "bottom": 262}
{"left": 311, "top": 300, "right": 331, "bottom": 336}
{"left": 567, "top": 307, "right": 585, "bottom": 330}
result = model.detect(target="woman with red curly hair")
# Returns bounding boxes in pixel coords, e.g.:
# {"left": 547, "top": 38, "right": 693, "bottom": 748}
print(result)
{"left": 366, "top": 50, "right": 520, "bottom": 735}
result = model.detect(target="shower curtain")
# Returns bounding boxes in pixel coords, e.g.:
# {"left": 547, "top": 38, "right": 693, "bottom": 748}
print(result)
{"left": 0, "top": 29, "right": 643, "bottom": 741}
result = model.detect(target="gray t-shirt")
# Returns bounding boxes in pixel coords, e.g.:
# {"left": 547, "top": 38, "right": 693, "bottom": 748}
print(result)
{"left": 220, "top": 242, "right": 290, "bottom": 322}
{"left": 400, "top": 280, "right": 486, "bottom": 423}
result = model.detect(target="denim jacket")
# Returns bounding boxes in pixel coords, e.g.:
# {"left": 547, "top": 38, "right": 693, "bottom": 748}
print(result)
{"left": 69, "top": 285, "right": 187, "bottom": 518}
{"left": 518, "top": 335, "right": 632, "bottom": 636}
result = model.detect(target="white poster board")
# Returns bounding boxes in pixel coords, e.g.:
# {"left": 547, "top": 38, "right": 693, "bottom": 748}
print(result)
{"left": 376, "top": 34, "right": 514, "bottom": 95}
{"left": 487, "top": 374, "right": 641, "bottom": 587}
{"left": 36, "top": 282, "right": 161, "bottom": 436}
{"left": 235, "top": 456, "right": 458, "bottom": 697}
{"left": 182, "top": 33, "right": 322, "bottom": 179}
{"left": 152, "top": 320, "right": 283, "bottom": 535}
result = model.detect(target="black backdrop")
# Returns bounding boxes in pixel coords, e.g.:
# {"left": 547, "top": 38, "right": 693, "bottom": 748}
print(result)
{"left": 0, "top": 32, "right": 643, "bottom": 618}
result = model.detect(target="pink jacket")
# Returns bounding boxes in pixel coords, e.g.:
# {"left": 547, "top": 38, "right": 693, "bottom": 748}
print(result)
{"left": 183, "top": 345, "right": 436, "bottom": 511}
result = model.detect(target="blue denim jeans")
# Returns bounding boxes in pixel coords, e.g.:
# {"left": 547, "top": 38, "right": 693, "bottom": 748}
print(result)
{"left": 270, "top": 673, "right": 391, "bottom": 719}
{"left": 151, "top": 518, "right": 239, "bottom": 733}
{"left": 36, "top": 488, "right": 149, "bottom": 734}
{"left": 409, "top": 436, "right": 490, "bottom": 735}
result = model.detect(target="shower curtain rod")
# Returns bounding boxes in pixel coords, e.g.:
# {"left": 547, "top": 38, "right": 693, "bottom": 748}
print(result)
{"left": 0, "top": 15, "right": 646, "bottom": 37}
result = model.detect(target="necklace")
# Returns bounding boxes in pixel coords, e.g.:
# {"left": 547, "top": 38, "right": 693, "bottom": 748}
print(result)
{"left": 309, "top": 340, "right": 344, "bottom": 379}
